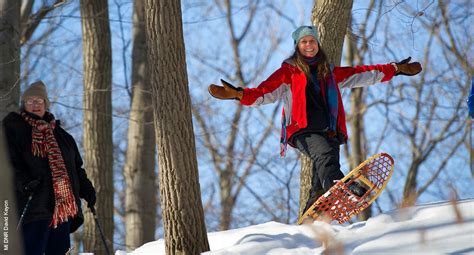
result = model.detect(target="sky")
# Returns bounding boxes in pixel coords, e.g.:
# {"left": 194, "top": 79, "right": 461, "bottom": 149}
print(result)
{"left": 117, "top": 199, "right": 474, "bottom": 254}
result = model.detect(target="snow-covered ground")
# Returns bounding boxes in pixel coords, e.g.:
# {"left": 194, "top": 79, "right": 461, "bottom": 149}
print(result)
{"left": 119, "top": 199, "right": 474, "bottom": 254}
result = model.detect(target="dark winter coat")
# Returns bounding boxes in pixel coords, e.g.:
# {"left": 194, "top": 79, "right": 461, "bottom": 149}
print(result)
{"left": 2, "top": 111, "right": 95, "bottom": 233}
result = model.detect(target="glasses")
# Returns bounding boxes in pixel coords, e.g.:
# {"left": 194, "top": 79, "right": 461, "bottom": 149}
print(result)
{"left": 25, "top": 98, "right": 45, "bottom": 105}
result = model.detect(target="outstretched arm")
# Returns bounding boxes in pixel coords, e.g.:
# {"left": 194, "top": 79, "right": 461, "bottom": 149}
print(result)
{"left": 334, "top": 57, "right": 422, "bottom": 89}
{"left": 208, "top": 64, "right": 293, "bottom": 107}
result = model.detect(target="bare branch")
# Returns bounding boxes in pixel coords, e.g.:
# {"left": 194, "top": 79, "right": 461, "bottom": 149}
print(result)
{"left": 417, "top": 130, "right": 466, "bottom": 196}
{"left": 21, "top": 0, "right": 67, "bottom": 45}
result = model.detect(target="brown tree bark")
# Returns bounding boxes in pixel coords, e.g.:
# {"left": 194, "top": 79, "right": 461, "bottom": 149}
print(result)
{"left": 298, "top": 156, "right": 313, "bottom": 217}
{"left": 144, "top": 0, "right": 210, "bottom": 254}
{"left": 124, "top": 0, "right": 157, "bottom": 250}
{"left": 0, "top": 127, "right": 22, "bottom": 255}
{"left": 80, "top": 0, "right": 114, "bottom": 254}
{"left": 0, "top": 0, "right": 20, "bottom": 120}
{"left": 299, "top": 0, "right": 354, "bottom": 216}
{"left": 311, "top": 0, "right": 353, "bottom": 66}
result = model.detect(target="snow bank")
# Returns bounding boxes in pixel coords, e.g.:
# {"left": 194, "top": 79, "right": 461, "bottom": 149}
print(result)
{"left": 120, "top": 199, "right": 474, "bottom": 254}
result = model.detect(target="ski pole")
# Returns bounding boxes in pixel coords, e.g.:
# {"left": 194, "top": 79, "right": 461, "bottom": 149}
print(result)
{"left": 90, "top": 206, "right": 111, "bottom": 255}
{"left": 16, "top": 179, "right": 40, "bottom": 230}
{"left": 16, "top": 194, "right": 33, "bottom": 231}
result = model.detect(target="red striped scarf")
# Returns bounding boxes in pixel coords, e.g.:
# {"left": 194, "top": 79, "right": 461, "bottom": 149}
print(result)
{"left": 21, "top": 111, "right": 78, "bottom": 228}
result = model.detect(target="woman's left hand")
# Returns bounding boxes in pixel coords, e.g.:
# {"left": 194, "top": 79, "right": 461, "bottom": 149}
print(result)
{"left": 394, "top": 57, "right": 422, "bottom": 76}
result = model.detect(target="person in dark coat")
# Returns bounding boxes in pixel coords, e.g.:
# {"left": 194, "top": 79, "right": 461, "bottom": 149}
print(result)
{"left": 2, "top": 81, "right": 96, "bottom": 255}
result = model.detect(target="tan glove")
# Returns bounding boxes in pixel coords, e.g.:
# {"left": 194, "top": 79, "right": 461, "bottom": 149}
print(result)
{"left": 394, "top": 57, "right": 422, "bottom": 76}
{"left": 208, "top": 79, "right": 243, "bottom": 100}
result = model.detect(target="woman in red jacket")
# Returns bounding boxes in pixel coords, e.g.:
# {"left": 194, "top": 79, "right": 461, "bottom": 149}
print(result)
{"left": 209, "top": 25, "right": 421, "bottom": 214}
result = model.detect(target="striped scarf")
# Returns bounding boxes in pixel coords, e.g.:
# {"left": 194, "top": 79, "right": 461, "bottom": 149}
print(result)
{"left": 21, "top": 111, "right": 78, "bottom": 228}
{"left": 325, "top": 67, "right": 339, "bottom": 136}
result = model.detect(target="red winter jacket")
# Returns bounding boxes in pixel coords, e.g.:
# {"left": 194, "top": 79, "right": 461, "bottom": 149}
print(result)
{"left": 239, "top": 60, "right": 396, "bottom": 156}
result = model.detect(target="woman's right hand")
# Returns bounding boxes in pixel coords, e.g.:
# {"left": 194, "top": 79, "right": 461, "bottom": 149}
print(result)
{"left": 23, "top": 179, "right": 41, "bottom": 194}
{"left": 208, "top": 79, "right": 243, "bottom": 100}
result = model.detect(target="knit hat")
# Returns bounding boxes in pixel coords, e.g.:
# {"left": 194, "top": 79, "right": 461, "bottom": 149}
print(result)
{"left": 292, "top": 26, "right": 319, "bottom": 45}
{"left": 22, "top": 80, "right": 50, "bottom": 108}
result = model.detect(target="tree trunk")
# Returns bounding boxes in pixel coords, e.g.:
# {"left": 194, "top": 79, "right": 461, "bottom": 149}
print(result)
{"left": 298, "top": 156, "right": 313, "bottom": 217}
{"left": 299, "top": 0, "right": 353, "bottom": 215}
{"left": 72, "top": 232, "right": 81, "bottom": 255}
{"left": 80, "top": 1, "right": 114, "bottom": 254}
{"left": 144, "top": 0, "right": 210, "bottom": 254}
{"left": 402, "top": 161, "right": 420, "bottom": 207}
{"left": 311, "top": 0, "right": 353, "bottom": 65}
{"left": 124, "top": 0, "right": 157, "bottom": 250}
{"left": 0, "top": 0, "right": 20, "bottom": 120}
{"left": 0, "top": 127, "right": 23, "bottom": 255}
{"left": 219, "top": 167, "right": 236, "bottom": 230}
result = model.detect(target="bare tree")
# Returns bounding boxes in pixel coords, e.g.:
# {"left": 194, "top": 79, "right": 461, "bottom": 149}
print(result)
{"left": 124, "top": 0, "right": 157, "bottom": 250}
{"left": 299, "top": 0, "right": 354, "bottom": 216}
{"left": 394, "top": 0, "right": 473, "bottom": 206}
{"left": 335, "top": 1, "right": 472, "bottom": 210}
{"left": 144, "top": 0, "right": 210, "bottom": 253}
{"left": 0, "top": 0, "right": 20, "bottom": 120}
{"left": 80, "top": 0, "right": 114, "bottom": 254}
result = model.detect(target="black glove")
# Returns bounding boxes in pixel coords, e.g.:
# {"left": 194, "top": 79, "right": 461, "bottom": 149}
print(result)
{"left": 24, "top": 179, "right": 41, "bottom": 194}
{"left": 208, "top": 79, "right": 243, "bottom": 100}
{"left": 83, "top": 187, "right": 96, "bottom": 210}
{"left": 394, "top": 57, "right": 422, "bottom": 76}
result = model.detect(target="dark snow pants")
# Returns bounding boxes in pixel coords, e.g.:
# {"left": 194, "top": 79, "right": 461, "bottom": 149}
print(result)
{"left": 292, "top": 132, "right": 345, "bottom": 213}
{"left": 22, "top": 219, "right": 71, "bottom": 255}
